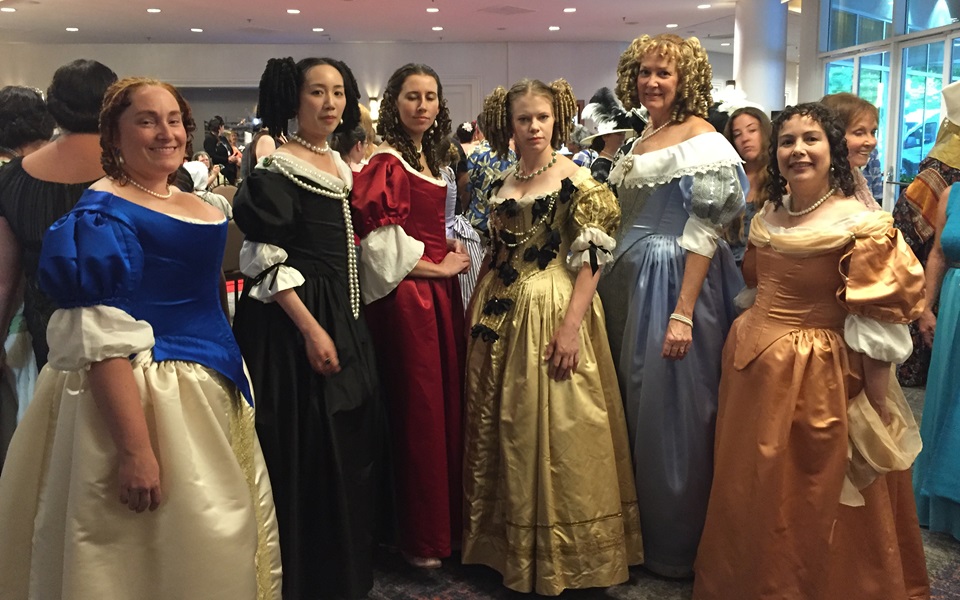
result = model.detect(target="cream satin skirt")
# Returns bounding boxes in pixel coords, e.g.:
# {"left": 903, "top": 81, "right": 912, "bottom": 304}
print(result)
{"left": 0, "top": 354, "right": 282, "bottom": 600}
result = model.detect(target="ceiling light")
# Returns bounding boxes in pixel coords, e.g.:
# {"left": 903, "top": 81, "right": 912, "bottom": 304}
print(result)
{"left": 147, "top": 8, "right": 161, "bottom": 13}
{"left": 666, "top": 23, "right": 678, "bottom": 28}
{"left": 426, "top": 7, "right": 439, "bottom": 12}
{"left": 720, "top": 42, "right": 730, "bottom": 46}
{"left": 697, "top": 3, "right": 711, "bottom": 7}
{"left": 287, "top": 9, "right": 301, "bottom": 14}
{"left": 312, "top": 27, "right": 324, "bottom": 32}
{"left": 1, "top": 7, "right": 17, "bottom": 12}
{"left": 65, "top": 27, "right": 79, "bottom": 31}
{"left": 432, "top": 26, "right": 443, "bottom": 31}
{"left": 563, "top": 7, "right": 576, "bottom": 12}
{"left": 191, "top": 28, "right": 203, "bottom": 32}
{"left": 549, "top": 26, "right": 560, "bottom": 31}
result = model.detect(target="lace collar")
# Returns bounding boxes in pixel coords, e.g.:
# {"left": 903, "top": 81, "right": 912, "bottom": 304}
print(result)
{"left": 608, "top": 131, "right": 742, "bottom": 189}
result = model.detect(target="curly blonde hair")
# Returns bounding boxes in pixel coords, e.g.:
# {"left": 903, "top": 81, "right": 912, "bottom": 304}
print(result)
{"left": 481, "top": 78, "right": 577, "bottom": 159}
{"left": 616, "top": 34, "right": 713, "bottom": 122}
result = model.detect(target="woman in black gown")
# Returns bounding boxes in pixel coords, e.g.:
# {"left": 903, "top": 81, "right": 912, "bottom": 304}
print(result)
{"left": 232, "top": 56, "right": 382, "bottom": 599}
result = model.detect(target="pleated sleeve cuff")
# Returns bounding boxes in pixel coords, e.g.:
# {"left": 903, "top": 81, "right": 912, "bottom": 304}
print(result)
{"left": 239, "top": 241, "right": 305, "bottom": 303}
{"left": 567, "top": 226, "right": 617, "bottom": 272}
{"left": 46, "top": 305, "right": 155, "bottom": 370}
{"left": 843, "top": 314, "right": 913, "bottom": 364}
{"left": 678, "top": 216, "right": 720, "bottom": 258}
{"left": 359, "top": 224, "right": 425, "bottom": 304}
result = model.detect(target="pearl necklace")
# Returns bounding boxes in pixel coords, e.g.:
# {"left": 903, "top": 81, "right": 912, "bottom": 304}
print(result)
{"left": 291, "top": 133, "right": 331, "bottom": 155}
{"left": 491, "top": 191, "right": 560, "bottom": 248}
{"left": 639, "top": 119, "right": 672, "bottom": 142}
{"left": 786, "top": 187, "right": 835, "bottom": 217}
{"left": 514, "top": 150, "right": 557, "bottom": 182}
{"left": 267, "top": 153, "right": 360, "bottom": 319}
{"left": 123, "top": 176, "right": 172, "bottom": 199}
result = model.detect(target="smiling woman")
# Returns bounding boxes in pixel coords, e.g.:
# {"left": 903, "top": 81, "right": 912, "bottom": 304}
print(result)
{"left": 0, "top": 78, "right": 282, "bottom": 599}
{"left": 821, "top": 92, "right": 882, "bottom": 210}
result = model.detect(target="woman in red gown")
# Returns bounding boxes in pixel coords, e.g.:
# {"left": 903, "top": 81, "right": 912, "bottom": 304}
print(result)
{"left": 351, "top": 63, "right": 470, "bottom": 568}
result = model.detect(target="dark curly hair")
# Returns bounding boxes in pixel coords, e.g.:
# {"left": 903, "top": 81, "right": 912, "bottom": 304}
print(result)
{"left": 256, "top": 56, "right": 361, "bottom": 139}
{"left": 46, "top": 59, "right": 117, "bottom": 134}
{"left": 615, "top": 34, "right": 712, "bottom": 122}
{"left": 0, "top": 86, "right": 55, "bottom": 154}
{"left": 765, "top": 102, "right": 856, "bottom": 209}
{"left": 481, "top": 78, "right": 577, "bottom": 160}
{"left": 99, "top": 78, "right": 197, "bottom": 185}
{"left": 376, "top": 63, "right": 452, "bottom": 176}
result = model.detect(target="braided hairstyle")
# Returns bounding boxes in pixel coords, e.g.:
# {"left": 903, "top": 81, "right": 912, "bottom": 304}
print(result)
{"left": 616, "top": 34, "right": 712, "bottom": 123}
{"left": 46, "top": 59, "right": 118, "bottom": 134}
{"left": 765, "top": 103, "right": 856, "bottom": 210}
{"left": 99, "top": 77, "right": 197, "bottom": 185}
{"left": 481, "top": 78, "right": 577, "bottom": 160}
{"left": 376, "top": 63, "right": 452, "bottom": 176}
{"left": 256, "top": 56, "right": 362, "bottom": 138}
{"left": 0, "top": 86, "right": 55, "bottom": 154}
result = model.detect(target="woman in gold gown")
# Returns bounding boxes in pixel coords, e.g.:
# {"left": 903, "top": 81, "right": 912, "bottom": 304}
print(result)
{"left": 694, "top": 103, "right": 930, "bottom": 599}
{"left": 461, "top": 79, "right": 642, "bottom": 596}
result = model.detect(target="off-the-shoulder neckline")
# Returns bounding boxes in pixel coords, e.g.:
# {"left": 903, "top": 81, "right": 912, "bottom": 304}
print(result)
{"left": 84, "top": 189, "right": 227, "bottom": 226}
{"left": 489, "top": 166, "right": 590, "bottom": 203}
{"left": 369, "top": 148, "right": 446, "bottom": 187}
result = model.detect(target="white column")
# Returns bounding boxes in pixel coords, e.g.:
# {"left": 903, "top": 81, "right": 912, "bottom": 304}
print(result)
{"left": 797, "top": 0, "right": 823, "bottom": 103}
{"left": 733, "top": 0, "right": 788, "bottom": 111}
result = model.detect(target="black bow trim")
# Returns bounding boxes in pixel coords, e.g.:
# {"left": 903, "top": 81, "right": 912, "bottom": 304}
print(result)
{"left": 587, "top": 241, "right": 612, "bottom": 275}
{"left": 471, "top": 324, "right": 500, "bottom": 342}
{"left": 497, "top": 262, "right": 519, "bottom": 286}
{"left": 559, "top": 178, "right": 576, "bottom": 204}
{"left": 523, "top": 228, "right": 562, "bottom": 270}
{"left": 250, "top": 262, "right": 285, "bottom": 291}
{"left": 496, "top": 198, "right": 520, "bottom": 217}
{"left": 531, "top": 195, "right": 552, "bottom": 221}
{"left": 483, "top": 297, "right": 514, "bottom": 316}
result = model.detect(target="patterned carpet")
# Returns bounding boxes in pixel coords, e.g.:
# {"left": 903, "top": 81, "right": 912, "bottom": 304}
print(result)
{"left": 368, "top": 386, "right": 960, "bottom": 599}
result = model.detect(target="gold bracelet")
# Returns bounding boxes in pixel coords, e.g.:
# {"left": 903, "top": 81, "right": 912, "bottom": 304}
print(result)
{"left": 669, "top": 313, "right": 693, "bottom": 327}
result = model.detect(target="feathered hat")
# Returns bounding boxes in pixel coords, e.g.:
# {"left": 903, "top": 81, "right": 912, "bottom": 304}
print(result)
{"left": 580, "top": 87, "right": 635, "bottom": 145}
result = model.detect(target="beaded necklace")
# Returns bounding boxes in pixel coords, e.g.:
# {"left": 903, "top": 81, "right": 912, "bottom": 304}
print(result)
{"left": 291, "top": 133, "right": 331, "bottom": 154}
{"left": 491, "top": 191, "right": 560, "bottom": 248}
{"left": 267, "top": 153, "right": 360, "bottom": 319}
{"left": 786, "top": 187, "right": 835, "bottom": 217}
{"left": 514, "top": 150, "right": 557, "bottom": 182}
{"left": 120, "top": 175, "right": 172, "bottom": 199}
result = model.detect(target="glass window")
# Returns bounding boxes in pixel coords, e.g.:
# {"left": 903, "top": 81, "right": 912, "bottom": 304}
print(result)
{"left": 828, "top": 0, "right": 893, "bottom": 51}
{"left": 859, "top": 52, "right": 890, "bottom": 194}
{"left": 907, "top": 0, "right": 960, "bottom": 34}
{"left": 826, "top": 58, "right": 856, "bottom": 94}
{"left": 952, "top": 37, "right": 960, "bottom": 82}
{"left": 900, "top": 42, "right": 945, "bottom": 181}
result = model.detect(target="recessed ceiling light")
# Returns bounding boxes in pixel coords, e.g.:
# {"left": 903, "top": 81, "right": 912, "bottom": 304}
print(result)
{"left": 720, "top": 42, "right": 730, "bottom": 46}
{"left": 549, "top": 26, "right": 560, "bottom": 31}
{"left": 147, "top": 8, "right": 161, "bottom": 13}
{"left": 432, "top": 26, "right": 443, "bottom": 31}
{"left": 65, "top": 27, "right": 79, "bottom": 32}
{"left": 312, "top": 27, "right": 324, "bottom": 32}
{"left": 287, "top": 9, "right": 301, "bottom": 14}
{"left": 666, "top": 23, "right": 678, "bottom": 28}
{"left": 697, "top": 3, "right": 711, "bottom": 8}
{"left": 426, "top": 7, "right": 439, "bottom": 12}
{"left": 191, "top": 28, "right": 203, "bottom": 32}
{"left": 1, "top": 7, "right": 17, "bottom": 12}
{"left": 563, "top": 7, "right": 576, "bottom": 12}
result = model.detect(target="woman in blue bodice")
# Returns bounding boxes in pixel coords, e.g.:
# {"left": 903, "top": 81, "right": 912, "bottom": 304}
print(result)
{"left": 0, "top": 78, "right": 281, "bottom": 600}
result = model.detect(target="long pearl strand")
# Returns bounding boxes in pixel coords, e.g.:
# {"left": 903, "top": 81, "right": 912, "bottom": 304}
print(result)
{"left": 268, "top": 153, "right": 360, "bottom": 319}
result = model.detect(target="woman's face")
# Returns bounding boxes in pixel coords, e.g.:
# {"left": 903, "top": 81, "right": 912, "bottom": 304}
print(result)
{"left": 636, "top": 53, "right": 679, "bottom": 117}
{"left": 730, "top": 114, "right": 764, "bottom": 163}
{"left": 601, "top": 131, "right": 626, "bottom": 155}
{"left": 844, "top": 112, "right": 878, "bottom": 169}
{"left": 196, "top": 153, "right": 211, "bottom": 168}
{"left": 776, "top": 114, "right": 832, "bottom": 188}
{"left": 297, "top": 64, "right": 346, "bottom": 140}
{"left": 510, "top": 92, "right": 554, "bottom": 156}
{"left": 396, "top": 73, "right": 440, "bottom": 140}
{"left": 115, "top": 85, "right": 187, "bottom": 180}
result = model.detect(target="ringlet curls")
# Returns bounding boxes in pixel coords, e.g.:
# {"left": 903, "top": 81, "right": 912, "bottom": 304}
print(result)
{"left": 481, "top": 78, "right": 577, "bottom": 159}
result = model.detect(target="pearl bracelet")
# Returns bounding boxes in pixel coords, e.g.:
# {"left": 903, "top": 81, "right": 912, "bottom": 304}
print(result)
{"left": 669, "top": 313, "right": 693, "bottom": 327}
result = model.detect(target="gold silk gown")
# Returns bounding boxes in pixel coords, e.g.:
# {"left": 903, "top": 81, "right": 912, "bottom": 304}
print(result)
{"left": 693, "top": 206, "right": 930, "bottom": 600}
{"left": 462, "top": 168, "right": 643, "bottom": 596}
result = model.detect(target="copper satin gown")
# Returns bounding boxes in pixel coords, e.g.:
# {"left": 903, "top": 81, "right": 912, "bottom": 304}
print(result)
{"left": 693, "top": 207, "right": 930, "bottom": 600}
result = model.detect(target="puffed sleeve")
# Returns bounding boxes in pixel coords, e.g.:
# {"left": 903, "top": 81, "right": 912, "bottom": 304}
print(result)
{"left": 351, "top": 155, "right": 426, "bottom": 303}
{"left": 838, "top": 217, "right": 925, "bottom": 363}
{"left": 232, "top": 169, "right": 305, "bottom": 302}
{"left": 677, "top": 163, "right": 747, "bottom": 258}
{"left": 38, "top": 208, "right": 154, "bottom": 369}
{"left": 567, "top": 174, "right": 621, "bottom": 273}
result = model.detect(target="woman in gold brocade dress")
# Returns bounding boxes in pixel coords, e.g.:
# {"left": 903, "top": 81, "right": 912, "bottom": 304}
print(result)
{"left": 693, "top": 103, "right": 930, "bottom": 599}
{"left": 462, "top": 79, "right": 642, "bottom": 596}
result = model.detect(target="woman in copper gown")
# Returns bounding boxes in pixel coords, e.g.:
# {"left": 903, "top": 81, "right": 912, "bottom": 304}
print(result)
{"left": 694, "top": 103, "right": 930, "bottom": 599}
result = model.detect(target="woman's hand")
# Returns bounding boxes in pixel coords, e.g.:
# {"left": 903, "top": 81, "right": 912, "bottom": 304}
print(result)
{"left": 919, "top": 309, "right": 936, "bottom": 347}
{"left": 305, "top": 325, "right": 341, "bottom": 376}
{"left": 867, "top": 393, "right": 893, "bottom": 426}
{"left": 662, "top": 315, "right": 693, "bottom": 360}
{"left": 439, "top": 251, "right": 471, "bottom": 277}
{"left": 117, "top": 447, "right": 162, "bottom": 513}
{"left": 544, "top": 322, "right": 580, "bottom": 381}
{"left": 447, "top": 238, "right": 466, "bottom": 254}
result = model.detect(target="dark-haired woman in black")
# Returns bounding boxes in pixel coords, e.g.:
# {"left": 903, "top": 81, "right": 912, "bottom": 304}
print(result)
{"left": 0, "top": 59, "right": 117, "bottom": 371}
{"left": 231, "top": 56, "right": 381, "bottom": 599}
